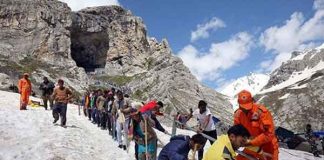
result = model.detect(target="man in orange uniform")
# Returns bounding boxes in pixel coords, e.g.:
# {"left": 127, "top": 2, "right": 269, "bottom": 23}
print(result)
{"left": 18, "top": 73, "right": 32, "bottom": 110}
{"left": 234, "top": 90, "right": 278, "bottom": 160}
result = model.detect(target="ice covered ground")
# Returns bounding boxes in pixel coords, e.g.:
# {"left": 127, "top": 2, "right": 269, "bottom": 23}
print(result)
{"left": 0, "top": 91, "right": 132, "bottom": 160}
{"left": 0, "top": 90, "right": 322, "bottom": 160}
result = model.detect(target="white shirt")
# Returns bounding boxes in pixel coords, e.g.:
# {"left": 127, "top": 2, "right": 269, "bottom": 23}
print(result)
{"left": 193, "top": 108, "right": 215, "bottom": 131}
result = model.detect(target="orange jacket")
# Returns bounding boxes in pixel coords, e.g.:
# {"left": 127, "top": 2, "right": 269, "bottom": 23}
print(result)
{"left": 234, "top": 103, "right": 278, "bottom": 157}
{"left": 85, "top": 95, "right": 90, "bottom": 108}
{"left": 18, "top": 78, "right": 32, "bottom": 94}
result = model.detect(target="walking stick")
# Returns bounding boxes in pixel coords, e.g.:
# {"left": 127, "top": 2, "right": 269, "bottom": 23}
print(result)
{"left": 171, "top": 115, "right": 177, "bottom": 136}
{"left": 144, "top": 118, "right": 149, "bottom": 160}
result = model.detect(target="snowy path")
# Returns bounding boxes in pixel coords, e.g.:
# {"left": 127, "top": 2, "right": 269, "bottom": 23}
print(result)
{"left": 0, "top": 91, "right": 132, "bottom": 160}
{"left": 0, "top": 90, "right": 322, "bottom": 160}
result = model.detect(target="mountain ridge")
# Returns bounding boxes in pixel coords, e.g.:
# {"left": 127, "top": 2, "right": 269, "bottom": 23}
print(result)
{"left": 0, "top": 0, "right": 233, "bottom": 124}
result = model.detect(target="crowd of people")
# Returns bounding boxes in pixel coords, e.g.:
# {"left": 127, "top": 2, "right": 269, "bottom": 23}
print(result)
{"left": 16, "top": 73, "right": 323, "bottom": 160}
{"left": 80, "top": 88, "right": 169, "bottom": 159}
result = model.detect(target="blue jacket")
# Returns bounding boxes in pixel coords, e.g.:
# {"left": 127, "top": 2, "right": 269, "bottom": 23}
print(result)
{"left": 158, "top": 135, "right": 191, "bottom": 160}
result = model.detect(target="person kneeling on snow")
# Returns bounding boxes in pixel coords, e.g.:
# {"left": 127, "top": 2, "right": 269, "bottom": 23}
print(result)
{"left": 158, "top": 134, "right": 206, "bottom": 160}
{"left": 203, "top": 124, "right": 250, "bottom": 160}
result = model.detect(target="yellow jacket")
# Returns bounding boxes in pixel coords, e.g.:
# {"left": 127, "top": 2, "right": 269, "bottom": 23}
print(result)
{"left": 203, "top": 135, "right": 236, "bottom": 160}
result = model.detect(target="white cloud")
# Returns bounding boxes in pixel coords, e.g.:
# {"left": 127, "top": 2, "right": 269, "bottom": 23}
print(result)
{"left": 179, "top": 32, "right": 253, "bottom": 81}
{"left": 314, "top": 0, "right": 324, "bottom": 10}
{"left": 59, "top": 0, "right": 120, "bottom": 11}
{"left": 191, "top": 17, "right": 226, "bottom": 42}
{"left": 259, "top": 0, "right": 324, "bottom": 71}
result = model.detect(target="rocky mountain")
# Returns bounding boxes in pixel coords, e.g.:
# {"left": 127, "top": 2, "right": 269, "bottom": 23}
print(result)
{"left": 256, "top": 44, "right": 324, "bottom": 132}
{"left": 220, "top": 73, "right": 270, "bottom": 110}
{"left": 0, "top": 0, "right": 88, "bottom": 96}
{"left": 0, "top": 0, "right": 233, "bottom": 124}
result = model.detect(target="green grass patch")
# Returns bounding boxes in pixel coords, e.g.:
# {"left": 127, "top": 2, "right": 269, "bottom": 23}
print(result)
{"left": 97, "top": 75, "right": 133, "bottom": 86}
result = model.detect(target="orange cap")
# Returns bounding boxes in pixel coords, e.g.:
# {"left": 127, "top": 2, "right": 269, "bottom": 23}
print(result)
{"left": 237, "top": 90, "right": 253, "bottom": 110}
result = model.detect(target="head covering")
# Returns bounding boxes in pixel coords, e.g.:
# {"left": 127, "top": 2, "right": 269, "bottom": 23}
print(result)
{"left": 237, "top": 90, "right": 253, "bottom": 110}
{"left": 108, "top": 91, "right": 113, "bottom": 95}
{"left": 23, "top": 73, "right": 29, "bottom": 76}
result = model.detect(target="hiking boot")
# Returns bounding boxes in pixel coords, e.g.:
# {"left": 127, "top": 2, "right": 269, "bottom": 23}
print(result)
{"left": 123, "top": 145, "right": 126, "bottom": 150}
{"left": 61, "top": 124, "right": 67, "bottom": 128}
{"left": 118, "top": 145, "right": 123, "bottom": 149}
{"left": 53, "top": 118, "right": 59, "bottom": 124}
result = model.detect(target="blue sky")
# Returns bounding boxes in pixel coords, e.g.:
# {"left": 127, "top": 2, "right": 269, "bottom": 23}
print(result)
{"left": 61, "top": 0, "right": 324, "bottom": 91}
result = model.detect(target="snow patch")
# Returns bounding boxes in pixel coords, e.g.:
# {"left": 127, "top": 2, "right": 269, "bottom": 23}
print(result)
{"left": 316, "top": 43, "right": 324, "bottom": 50}
{"left": 0, "top": 91, "right": 133, "bottom": 160}
{"left": 291, "top": 52, "right": 307, "bottom": 61}
{"left": 289, "top": 84, "right": 308, "bottom": 90}
{"left": 279, "top": 93, "right": 290, "bottom": 100}
{"left": 260, "top": 61, "right": 324, "bottom": 94}
{"left": 256, "top": 95, "right": 266, "bottom": 103}
{"left": 220, "top": 73, "right": 269, "bottom": 110}
{"left": 312, "top": 75, "right": 324, "bottom": 81}
{"left": 221, "top": 73, "right": 270, "bottom": 97}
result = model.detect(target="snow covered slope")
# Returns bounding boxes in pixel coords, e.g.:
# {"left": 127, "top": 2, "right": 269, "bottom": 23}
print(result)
{"left": 0, "top": 90, "right": 322, "bottom": 160}
{"left": 221, "top": 73, "right": 270, "bottom": 97}
{"left": 220, "top": 73, "right": 270, "bottom": 110}
{"left": 256, "top": 44, "right": 324, "bottom": 132}
{"left": 0, "top": 91, "right": 133, "bottom": 160}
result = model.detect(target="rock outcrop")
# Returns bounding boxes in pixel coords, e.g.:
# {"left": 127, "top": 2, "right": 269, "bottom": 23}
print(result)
{"left": 0, "top": 0, "right": 88, "bottom": 95}
{"left": 256, "top": 46, "right": 324, "bottom": 132}
{"left": 0, "top": 0, "right": 233, "bottom": 124}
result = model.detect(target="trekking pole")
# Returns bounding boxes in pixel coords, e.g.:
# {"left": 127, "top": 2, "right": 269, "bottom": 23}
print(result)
{"left": 78, "top": 105, "right": 81, "bottom": 116}
{"left": 157, "top": 137, "right": 165, "bottom": 147}
{"left": 144, "top": 118, "right": 149, "bottom": 160}
{"left": 171, "top": 115, "right": 177, "bottom": 136}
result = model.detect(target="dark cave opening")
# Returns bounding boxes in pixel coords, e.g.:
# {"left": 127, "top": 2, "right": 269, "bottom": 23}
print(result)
{"left": 71, "top": 31, "right": 109, "bottom": 72}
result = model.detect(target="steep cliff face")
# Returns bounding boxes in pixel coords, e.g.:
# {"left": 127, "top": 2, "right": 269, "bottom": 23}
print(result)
{"left": 0, "top": 0, "right": 233, "bottom": 123}
{"left": 256, "top": 46, "right": 324, "bottom": 132}
{"left": 70, "top": 6, "right": 151, "bottom": 76}
{"left": 0, "top": 0, "right": 88, "bottom": 94}
{"left": 0, "top": 0, "right": 72, "bottom": 63}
